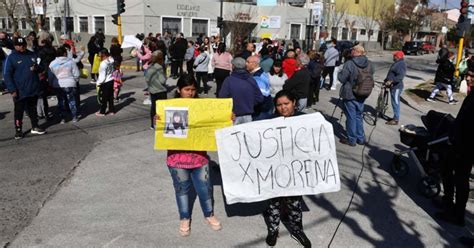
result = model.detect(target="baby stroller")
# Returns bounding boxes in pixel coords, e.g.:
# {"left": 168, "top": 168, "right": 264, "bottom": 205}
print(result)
{"left": 391, "top": 110, "right": 455, "bottom": 198}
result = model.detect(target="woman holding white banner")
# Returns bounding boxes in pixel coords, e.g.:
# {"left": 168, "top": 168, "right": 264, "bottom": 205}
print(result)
{"left": 157, "top": 74, "right": 221, "bottom": 237}
{"left": 263, "top": 90, "right": 311, "bottom": 247}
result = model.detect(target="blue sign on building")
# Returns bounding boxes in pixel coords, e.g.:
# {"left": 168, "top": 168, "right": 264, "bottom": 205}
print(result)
{"left": 257, "top": 0, "right": 277, "bottom": 6}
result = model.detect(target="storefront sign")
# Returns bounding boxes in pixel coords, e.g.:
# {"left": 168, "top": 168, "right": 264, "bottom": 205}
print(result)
{"left": 176, "top": 4, "right": 200, "bottom": 17}
{"left": 260, "top": 16, "right": 281, "bottom": 29}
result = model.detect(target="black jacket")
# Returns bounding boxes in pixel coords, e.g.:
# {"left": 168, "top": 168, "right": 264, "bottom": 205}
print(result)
{"left": 434, "top": 59, "right": 455, "bottom": 85}
{"left": 283, "top": 67, "right": 311, "bottom": 99}
{"left": 451, "top": 91, "right": 474, "bottom": 163}
{"left": 170, "top": 38, "right": 187, "bottom": 60}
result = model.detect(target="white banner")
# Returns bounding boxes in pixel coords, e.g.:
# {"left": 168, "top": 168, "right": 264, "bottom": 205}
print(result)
{"left": 216, "top": 113, "right": 340, "bottom": 204}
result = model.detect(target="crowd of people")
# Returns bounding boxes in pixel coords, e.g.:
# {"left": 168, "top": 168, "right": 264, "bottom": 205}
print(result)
{"left": 1, "top": 29, "right": 472, "bottom": 246}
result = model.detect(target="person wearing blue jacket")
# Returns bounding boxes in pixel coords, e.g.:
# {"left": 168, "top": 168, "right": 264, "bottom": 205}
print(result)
{"left": 337, "top": 45, "right": 374, "bottom": 146}
{"left": 218, "top": 57, "right": 264, "bottom": 124}
{"left": 3, "top": 36, "right": 46, "bottom": 139}
{"left": 384, "top": 51, "right": 407, "bottom": 125}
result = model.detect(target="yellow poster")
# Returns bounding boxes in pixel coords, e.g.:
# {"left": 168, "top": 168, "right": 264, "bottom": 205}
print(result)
{"left": 154, "top": 98, "right": 233, "bottom": 151}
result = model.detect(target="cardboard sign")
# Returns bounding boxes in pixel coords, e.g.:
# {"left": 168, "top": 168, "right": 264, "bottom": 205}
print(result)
{"left": 155, "top": 98, "right": 233, "bottom": 151}
{"left": 216, "top": 113, "right": 340, "bottom": 204}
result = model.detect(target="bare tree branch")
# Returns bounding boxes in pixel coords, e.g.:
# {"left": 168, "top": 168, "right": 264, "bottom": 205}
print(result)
{"left": 0, "top": 0, "right": 20, "bottom": 32}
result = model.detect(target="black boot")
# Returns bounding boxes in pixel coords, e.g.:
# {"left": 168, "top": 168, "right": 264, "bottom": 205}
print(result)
{"left": 291, "top": 230, "right": 311, "bottom": 248}
{"left": 265, "top": 231, "right": 278, "bottom": 247}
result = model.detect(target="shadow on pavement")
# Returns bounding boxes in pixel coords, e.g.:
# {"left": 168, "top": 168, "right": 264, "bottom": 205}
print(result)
{"left": 364, "top": 143, "right": 469, "bottom": 246}
{"left": 0, "top": 111, "right": 10, "bottom": 120}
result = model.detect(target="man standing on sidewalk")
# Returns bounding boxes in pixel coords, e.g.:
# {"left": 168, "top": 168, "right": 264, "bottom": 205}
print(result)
{"left": 337, "top": 45, "right": 373, "bottom": 146}
{"left": 3, "top": 37, "right": 46, "bottom": 139}
{"left": 384, "top": 51, "right": 407, "bottom": 125}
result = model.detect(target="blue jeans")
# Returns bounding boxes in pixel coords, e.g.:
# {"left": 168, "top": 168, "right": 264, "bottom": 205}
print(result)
{"left": 343, "top": 99, "right": 365, "bottom": 145}
{"left": 168, "top": 164, "right": 213, "bottom": 220}
{"left": 57, "top": 87, "right": 77, "bottom": 119}
{"left": 390, "top": 87, "right": 402, "bottom": 121}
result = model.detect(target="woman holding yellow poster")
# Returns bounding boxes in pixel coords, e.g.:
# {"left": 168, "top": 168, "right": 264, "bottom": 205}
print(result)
{"left": 157, "top": 74, "right": 222, "bottom": 237}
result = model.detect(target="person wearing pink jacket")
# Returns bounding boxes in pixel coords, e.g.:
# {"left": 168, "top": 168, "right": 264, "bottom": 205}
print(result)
{"left": 211, "top": 43, "right": 233, "bottom": 96}
{"left": 136, "top": 43, "right": 152, "bottom": 74}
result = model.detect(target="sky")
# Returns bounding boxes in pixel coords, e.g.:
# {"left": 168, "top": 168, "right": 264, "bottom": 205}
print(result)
{"left": 429, "top": 0, "right": 461, "bottom": 9}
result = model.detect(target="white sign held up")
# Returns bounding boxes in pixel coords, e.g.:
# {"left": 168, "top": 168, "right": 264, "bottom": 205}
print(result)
{"left": 215, "top": 113, "right": 340, "bottom": 204}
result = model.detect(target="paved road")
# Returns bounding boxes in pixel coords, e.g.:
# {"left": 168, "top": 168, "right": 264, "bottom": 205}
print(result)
{"left": 0, "top": 53, "right": 472, "bottom": 247}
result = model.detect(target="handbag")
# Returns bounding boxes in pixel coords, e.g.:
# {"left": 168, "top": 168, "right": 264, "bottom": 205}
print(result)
{"left": 193, "top": 54, "right": 207, "bottom": 69}
{"left": 80, "top": 68, "right": 89, "bottom": 79}
{"left": 92, "top": 54, "right": 101, "bottom": 74}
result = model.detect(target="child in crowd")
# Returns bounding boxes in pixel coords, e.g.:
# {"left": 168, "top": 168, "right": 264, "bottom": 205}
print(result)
{"left": 112, "top": 64, "right": 123, "bottom": 103}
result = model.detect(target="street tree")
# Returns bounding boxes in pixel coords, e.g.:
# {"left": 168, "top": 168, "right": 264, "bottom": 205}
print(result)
{"left": 0, "top": 0, "right": 20, "bottom": 32}
{"left": 322, "top": 0, "right": 349, "bottom": 39}
{"left": 357, "top": 0, "right": 385, "bottom": 49}
{"left": 396, "top": 0, "right": 435, "bottom": 40}
{"left": 224, "top": 5, "right": 257, "bottom": 54}
{"left": 0, "top": 0, "right": 46, "bottom": 32}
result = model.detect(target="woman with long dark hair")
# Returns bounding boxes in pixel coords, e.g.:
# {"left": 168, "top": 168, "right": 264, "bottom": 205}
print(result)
{"left": 211, "top": 43, "right": 232, "bottom": 96}
{"left": 263, "top": 90, "right": 311, "bottom": 248}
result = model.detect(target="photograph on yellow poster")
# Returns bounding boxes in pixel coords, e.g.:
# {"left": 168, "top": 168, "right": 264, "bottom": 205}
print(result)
{"left": 154, "top": 98, "right": 233, "bottom": 151}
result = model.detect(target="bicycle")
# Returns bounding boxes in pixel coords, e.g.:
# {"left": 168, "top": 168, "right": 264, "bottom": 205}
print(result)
{"left": 362, "top": 81, "right": 391, "bottom": 126}
{"left": 374, "top": 81, "right": 391, "bottom": 124}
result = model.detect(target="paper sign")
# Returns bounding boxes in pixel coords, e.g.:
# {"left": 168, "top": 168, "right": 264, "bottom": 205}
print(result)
{"left": 155, "top": 98, "right": 233, "bottom": 151}
{"left": 121, "top": 35, "right": 143, "bottom": 49}
{"left": 215, "top": 113, "right": 340, "bottom": 204}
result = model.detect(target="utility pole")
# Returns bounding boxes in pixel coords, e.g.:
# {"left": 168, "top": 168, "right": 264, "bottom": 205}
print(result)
{"left": 455, "top": 0, "right": 470, "bottom": 78}
{"left": 112, "top": 0, "right": 125, "bottom": 44}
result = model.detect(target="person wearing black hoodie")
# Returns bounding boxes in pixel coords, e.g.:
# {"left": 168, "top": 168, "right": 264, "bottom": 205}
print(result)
{"left": 169, "top": 34, "right": 187, "bottom": 79}
{"left": 337, "top": 45, "right": 374, "bottom": 146}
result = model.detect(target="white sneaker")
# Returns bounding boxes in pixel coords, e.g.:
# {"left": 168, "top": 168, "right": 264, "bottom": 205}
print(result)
{"left": 90, "top": 80, "right": 96, "bottom": 85}
{"left": 330, "top": 87, "right": 337, "bottom": 91}
{"left": 426, "top": 97, "right": 435, "bottom": 102}
{"left": 143, "top": 98, "right": 151, "bottom": 105}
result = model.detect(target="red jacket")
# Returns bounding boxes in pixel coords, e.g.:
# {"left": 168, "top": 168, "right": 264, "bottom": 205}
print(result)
{"left": 282, "top": 58, "right": 297, "bottom": 78}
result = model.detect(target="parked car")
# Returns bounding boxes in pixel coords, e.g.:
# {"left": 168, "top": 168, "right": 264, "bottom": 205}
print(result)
{"left": 402, "top": 41, "right": 424, "bottom": 56}
{"left": 421, "top": 42, "right": 436, "bottom": 54}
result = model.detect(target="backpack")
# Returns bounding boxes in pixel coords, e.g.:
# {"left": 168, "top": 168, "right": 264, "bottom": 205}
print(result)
{"left": 352, "top": 63, "right": 374, "bottom": 98}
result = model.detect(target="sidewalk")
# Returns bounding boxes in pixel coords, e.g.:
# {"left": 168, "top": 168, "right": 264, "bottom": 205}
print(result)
{"left": 10, "top": 56, "right": 473, "bottom": 247}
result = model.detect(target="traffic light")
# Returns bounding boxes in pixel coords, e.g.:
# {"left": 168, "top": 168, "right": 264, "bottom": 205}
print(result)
{"left": 117, "top": 0, "right": 125, "bottom": 14}
{"left": 112, "top": 14, "right": 119, "bottom": 25}
{"left": 217, "top": 17, "right": 223, "bottom": 28}
{"left": 457, "top": 0, "right": 471, "bottom": 36}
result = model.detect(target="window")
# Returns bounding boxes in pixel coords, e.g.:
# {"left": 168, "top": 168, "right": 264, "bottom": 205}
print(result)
{"left": 351, "top": 28, "right": 357, "bottom": 40}
{"left": 191, "top": 19, "right": 208, "bottom": 37}
{"left": 44, "top": 17, "right": 50, "bottom": 31}
{"left": 94, "top": 16, "right": 105, "bottom": 33}
{"left": 20, "top": 18, "right": 27, "bottom": 30}
{"left": 369, "top": 29, "right": 374, "bottom": 36}
{"left": 1, "top": 18, "right": 6, "bottom": 29}
{"left": 360, "top": 29, "right": 366, "bottom": 35}
{"left": 66, "top": 17, "right": 74, "bottom": 32}
{"left": 355, "top": 0, "right": 359, "bottom": 3}
{"left": 331, "top": 27, "right": 338, "bottom": 39}
{"left": 341, "top": 28, "right": 348, "bottom": 40}
{"left": 79, "top": 16, "right": 88, "bottom": 33}
{"left": 162, "top": 17, "right": 182, "bottom": 34}
{"left": 54, "top": 17, "right": 61, "bottom": 31}
{"left": 290, "top": 24, "right": 301, "bottom": 40}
